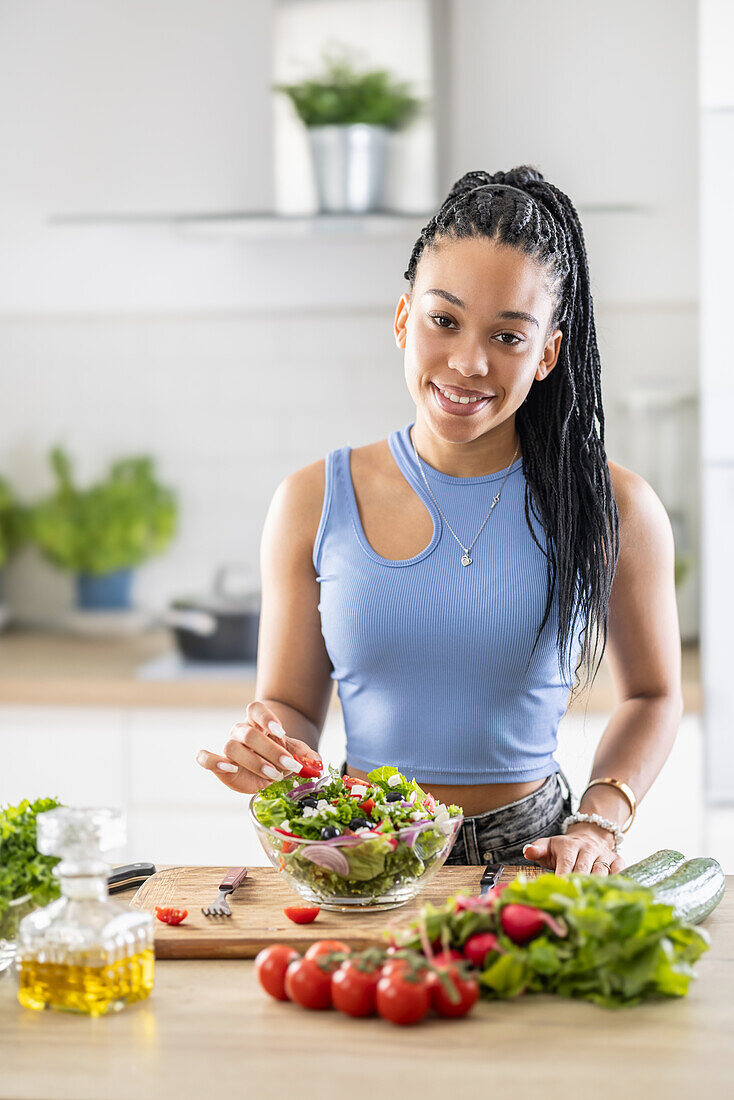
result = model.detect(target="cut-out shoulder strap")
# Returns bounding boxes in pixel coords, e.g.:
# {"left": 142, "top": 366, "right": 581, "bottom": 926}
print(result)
{"left": 312, "top": 448, "right": 338, "bottom": 576}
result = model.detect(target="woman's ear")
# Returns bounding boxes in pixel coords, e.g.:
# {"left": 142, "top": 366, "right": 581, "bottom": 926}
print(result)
{"left": 534, "top": 327, "right": 563, "bottom": 381}
{"left": 394, "top": 293, "right": 410, "bottom": 349}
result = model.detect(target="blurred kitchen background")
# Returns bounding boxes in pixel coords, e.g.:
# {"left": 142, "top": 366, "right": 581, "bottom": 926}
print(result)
{"left": 0, "top": 0, "right": 730, "bottom": 870}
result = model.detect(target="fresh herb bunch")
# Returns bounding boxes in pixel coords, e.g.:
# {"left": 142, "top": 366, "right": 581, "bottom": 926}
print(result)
{"left": 273, "top": 44, "right": 423, "bottom": 130}
{"left": 0, "top": 797, "right": 64, "bottom": 919}
{"left": 391, "top": 871, "right": 711, "bottom": 1008}
{"left": 30, "top": 447, "right": 178, "bottom": 574}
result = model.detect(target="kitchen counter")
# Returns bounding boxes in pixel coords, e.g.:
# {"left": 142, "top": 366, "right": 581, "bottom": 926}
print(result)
{"left": 0, "top": 627, "right": 702, "bottom": 711}
{"left": 0, "top": 872, "right": 730, "bottom": 1099}
{"left": 0, "top": 627, "right": 263, "bottom": 707}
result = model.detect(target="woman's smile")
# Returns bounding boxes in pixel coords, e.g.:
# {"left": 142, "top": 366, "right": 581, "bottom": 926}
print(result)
{"left": 430, "top": 380, "right": 495, "bottom": 416}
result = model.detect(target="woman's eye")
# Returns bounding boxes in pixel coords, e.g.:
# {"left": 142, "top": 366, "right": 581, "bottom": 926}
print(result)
{"left": 428, "top": 313, "right": 455, "bottom": 329}
{"left": 428, "top": 314, "right": 522, "bottom": 346}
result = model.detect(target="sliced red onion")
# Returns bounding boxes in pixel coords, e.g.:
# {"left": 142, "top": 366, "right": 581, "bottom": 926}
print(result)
{"left": 287, "top": 781, "right": 319, "bottom": 799}
{"left": 300, "top": 845, "right": 351, "bottom": 876}
{"left": 286, "top": 774, "right": 331, "bottom": 799}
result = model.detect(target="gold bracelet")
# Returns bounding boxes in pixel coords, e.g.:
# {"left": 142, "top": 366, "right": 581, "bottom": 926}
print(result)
{"left": 583, "top": 778, "right": 636, "bottom": 833}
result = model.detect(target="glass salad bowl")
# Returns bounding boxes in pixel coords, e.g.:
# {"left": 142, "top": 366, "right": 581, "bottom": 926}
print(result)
{"left": 249, "top": 767, "right": 464, "bottom": 912}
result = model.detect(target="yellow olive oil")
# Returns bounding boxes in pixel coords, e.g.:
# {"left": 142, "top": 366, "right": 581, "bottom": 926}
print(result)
{"left": 18, "top": 948, "right": 155, "bottom": 1016}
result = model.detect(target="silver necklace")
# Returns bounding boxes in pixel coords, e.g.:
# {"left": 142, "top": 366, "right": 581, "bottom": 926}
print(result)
{"left": 411, "top": 432, "right": 520, "bottom": 567}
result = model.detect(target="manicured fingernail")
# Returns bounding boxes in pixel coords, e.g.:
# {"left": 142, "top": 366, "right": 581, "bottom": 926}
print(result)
{"left": 522, "top": 844, "right": 532, "bottom": 854}
{"left": 217, "top": 761, "right": 238, "bottom": 773}
{"left": 268, "top": 721, "right": 287, "bottom": 742}
{"left": 196, "top": 751, "right": 208, "bottom": 767}
{"left": 262, "top": 763, "right": 282, "bottom": 781}
{"left": 279, "top": 754, "right": 302, "bottom": 772}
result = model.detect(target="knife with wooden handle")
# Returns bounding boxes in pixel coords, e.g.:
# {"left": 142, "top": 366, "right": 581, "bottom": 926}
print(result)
{"left": 479, "top": 863, "right": 504, "bottom": 895}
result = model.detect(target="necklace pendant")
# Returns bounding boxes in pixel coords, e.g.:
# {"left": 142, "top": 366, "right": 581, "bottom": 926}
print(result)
{"left": 461, "top": 553, "right": 472, "bottom": 566}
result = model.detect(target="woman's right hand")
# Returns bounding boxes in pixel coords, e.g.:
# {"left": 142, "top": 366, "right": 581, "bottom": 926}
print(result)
{"left": 195, "top": 700, "right": 323, "bottom": 795}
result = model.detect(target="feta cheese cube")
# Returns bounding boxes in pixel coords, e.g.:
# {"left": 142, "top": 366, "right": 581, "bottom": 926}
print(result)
{"left": 350, "top": 785, "right": 368, "bottom": 799}
{"left": 387, "top": 774, "right": 402, "bottom": 787}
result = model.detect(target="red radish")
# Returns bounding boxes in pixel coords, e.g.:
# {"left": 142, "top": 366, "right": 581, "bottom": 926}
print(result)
{"left": 463, "top": 932, "right": 501, "bottom": 968}
{"left": 500, "top": 904, "right": 567, "bottom": 944}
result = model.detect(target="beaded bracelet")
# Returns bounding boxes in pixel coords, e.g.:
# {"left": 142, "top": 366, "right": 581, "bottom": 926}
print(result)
{"left": 560, "top": 811, "right": 624, "bottom": 852}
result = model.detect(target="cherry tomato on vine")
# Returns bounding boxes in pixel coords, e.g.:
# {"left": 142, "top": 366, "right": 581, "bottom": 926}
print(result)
{"left": 429, "top": 965, "right": 480, "bottom": 1018}
{"left": 376, "top": 968, "right": 432, "bottom": 1025}
{"left": 331, "top": 959, "right": 382, "bottom": 1017}
{"left": 303, "top": 940, "right": 350, "bottom": 961}
{"left": 284, "top": 956, "right": 333, "bottom": 1010}
{"left": 254, "top": 944, "right": 300, "bottom": 1001}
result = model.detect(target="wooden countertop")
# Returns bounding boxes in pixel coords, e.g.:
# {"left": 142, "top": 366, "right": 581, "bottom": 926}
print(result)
{"left": 0, "top": 627, "right": 262, "bottom": 707}
{"left": 0, "top": 871, "right": 730, "bottom": 1099}
{"left": 0, "top": 627, "right": 702, "bottom": 712}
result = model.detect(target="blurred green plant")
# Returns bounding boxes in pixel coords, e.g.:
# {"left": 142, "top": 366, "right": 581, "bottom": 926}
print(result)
{"left": 0, "top": 476, "right": 28, "bottom": 568}
{"left": 273, "top": 43, "right": 423, "bottom": 129}
{"left": 30, "top": 448, "right": 178, "bottom": 575}
{"left": 674, "top": 553, "right": 693, "bottom": 590}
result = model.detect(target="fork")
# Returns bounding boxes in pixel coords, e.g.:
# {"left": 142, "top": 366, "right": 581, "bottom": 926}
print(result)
{"left": 201, "top": 866, "right": 249, "bottom": 917}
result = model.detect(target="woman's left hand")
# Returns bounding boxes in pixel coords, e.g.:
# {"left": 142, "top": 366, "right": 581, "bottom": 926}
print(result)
{"left": 522, "top": 823, "right": 626, "bottom": 876}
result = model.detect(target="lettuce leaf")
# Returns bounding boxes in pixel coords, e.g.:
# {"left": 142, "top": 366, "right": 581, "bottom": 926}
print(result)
{"left": 344, "top": 836, "right": 393, "bottom": 881}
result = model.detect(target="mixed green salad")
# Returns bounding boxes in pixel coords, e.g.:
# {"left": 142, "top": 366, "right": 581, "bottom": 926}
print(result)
{"left": 251, "top": 765, "right": 463, "bottom": 900}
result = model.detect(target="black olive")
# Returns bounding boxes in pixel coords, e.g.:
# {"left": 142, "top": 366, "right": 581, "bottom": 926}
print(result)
{"left": 385, "top": 791, "right": 403, "bottom": 802}
{"left": 349, "top": 817, "right": 369, "bottom": 830}
{"left": 299, "top": 796, "right": 318, "bottom": 808}
{"left": 320, "top": 825, "right": 340, "bottom": 840}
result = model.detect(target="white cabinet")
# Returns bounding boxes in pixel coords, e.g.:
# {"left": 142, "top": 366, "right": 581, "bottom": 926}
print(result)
{"left": 0, "top": 706, "right": 125, "bottom": 809}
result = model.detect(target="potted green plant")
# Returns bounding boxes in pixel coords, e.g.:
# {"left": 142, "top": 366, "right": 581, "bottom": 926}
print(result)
{"left": 30, "top": 447, "right": 178, "bottom": 610}
{"left": 273, "top": 43, "right": 423, "bottom": 213}
{"left": 0, "top": 476, "right": 28, "bottom": 626}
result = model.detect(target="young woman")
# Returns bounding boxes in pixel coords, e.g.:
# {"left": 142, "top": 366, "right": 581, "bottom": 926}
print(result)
{"left": 196, "top": 166, "right": 683, "bottom": 876}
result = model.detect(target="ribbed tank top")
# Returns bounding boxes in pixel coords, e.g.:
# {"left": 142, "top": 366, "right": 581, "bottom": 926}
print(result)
{"left": 312, "top": 422, "right": 585, "bottom": 784}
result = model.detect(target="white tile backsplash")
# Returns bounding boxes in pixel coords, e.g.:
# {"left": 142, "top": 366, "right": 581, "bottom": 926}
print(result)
{"left": 0, "top": 299, "right": 699, "bottom": 632}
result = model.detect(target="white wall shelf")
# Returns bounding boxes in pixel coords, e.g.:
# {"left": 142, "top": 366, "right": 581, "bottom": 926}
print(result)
{"left": 46, "top": 203, "right": 652, "bottom": 241}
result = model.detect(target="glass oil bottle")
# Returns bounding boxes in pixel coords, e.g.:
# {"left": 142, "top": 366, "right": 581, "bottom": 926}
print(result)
{"left": 16, "top": 807, "right": 154, "bottom": 1016}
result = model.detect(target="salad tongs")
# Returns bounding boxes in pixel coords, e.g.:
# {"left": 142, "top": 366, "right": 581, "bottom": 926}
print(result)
{"left": 479, "top": 863, "right": 504, "bottom": 895}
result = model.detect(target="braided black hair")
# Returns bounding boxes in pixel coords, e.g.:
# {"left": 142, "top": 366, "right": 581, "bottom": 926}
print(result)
{"left": 404, "top": 166, "right": 620, "bottom": 701}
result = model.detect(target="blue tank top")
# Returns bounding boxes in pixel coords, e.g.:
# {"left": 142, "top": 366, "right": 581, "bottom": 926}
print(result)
{"left": 312, "top": 422, "right": 585, "bottom": 785}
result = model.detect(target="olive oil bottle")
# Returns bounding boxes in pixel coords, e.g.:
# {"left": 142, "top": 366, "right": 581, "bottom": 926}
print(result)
{"left": 16, "top": 807, "right": 154, "bottom": 1016}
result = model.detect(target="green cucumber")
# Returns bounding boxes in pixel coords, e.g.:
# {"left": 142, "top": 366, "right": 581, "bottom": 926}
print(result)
{"left": 650, "top": 857, "right": 726, "bottom": 925}
{"left": 619, "top": 849, "right": 687, "bottom": 887}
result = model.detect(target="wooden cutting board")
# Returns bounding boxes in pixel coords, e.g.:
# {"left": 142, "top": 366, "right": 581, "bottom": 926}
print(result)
{"left": 129, "top": 864, "right": 541, "bottom": 958}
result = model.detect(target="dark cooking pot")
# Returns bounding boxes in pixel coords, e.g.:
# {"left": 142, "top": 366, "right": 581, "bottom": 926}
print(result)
{"left": 162, "top": 566, "right": 260, "bottom": 662}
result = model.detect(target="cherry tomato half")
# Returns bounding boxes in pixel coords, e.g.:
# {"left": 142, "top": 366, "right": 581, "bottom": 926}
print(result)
{"left": 154, "top": 906, "right": 188, "bottom": 925}
{"left": 298, "top": 762, "right": 322, "bottom": 779}
{"left": 285, "top": 957, "right": 333, "bottom": 1010}
{"left": 254, "top": 944, "right": 300, "bottom": 1001}
{"left": 283, "top": 905, "right": 321, "bottom": 924}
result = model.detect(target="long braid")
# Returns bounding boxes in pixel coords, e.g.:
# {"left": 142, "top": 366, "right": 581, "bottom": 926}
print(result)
{"left": 404, "top": 166, "right": 620, "bottom": 702}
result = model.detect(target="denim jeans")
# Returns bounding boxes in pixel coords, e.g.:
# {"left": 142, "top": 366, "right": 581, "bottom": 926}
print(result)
{"left": 340, "top": 760, "right": 574, "bottom": 868}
